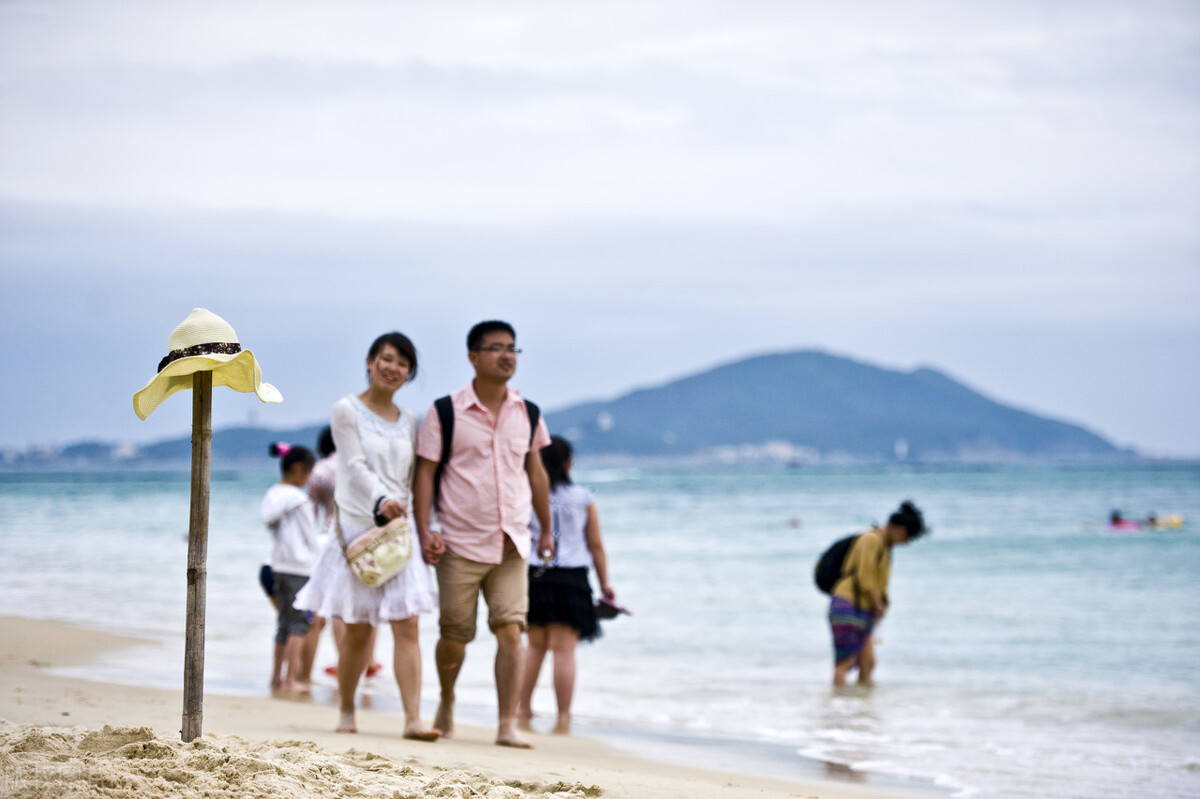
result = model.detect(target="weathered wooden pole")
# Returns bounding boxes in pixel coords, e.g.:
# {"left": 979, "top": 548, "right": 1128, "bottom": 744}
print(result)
{"left": 182, "top": 370, "right": 213, "bottom": 743}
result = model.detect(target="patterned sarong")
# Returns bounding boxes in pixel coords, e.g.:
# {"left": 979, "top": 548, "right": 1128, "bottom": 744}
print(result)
{"left": 829, "top": 596, "right": 874, "bottom": 663}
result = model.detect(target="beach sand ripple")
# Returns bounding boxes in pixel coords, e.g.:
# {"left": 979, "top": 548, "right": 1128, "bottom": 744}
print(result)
{"left": 0, "top": 721, "right": 604, "bottom": 798}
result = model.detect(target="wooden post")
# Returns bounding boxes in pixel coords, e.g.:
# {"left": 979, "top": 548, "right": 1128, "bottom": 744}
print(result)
{"left": 182, "top": 370, "right": 212, "bottom": 742}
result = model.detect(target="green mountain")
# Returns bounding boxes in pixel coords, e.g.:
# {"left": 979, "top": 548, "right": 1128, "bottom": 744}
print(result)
{"left": 543, "top": 350, "right": 1125, "bottom": 461}
{"left": 5, "top": 350, "right": 1128, "bottom": 468}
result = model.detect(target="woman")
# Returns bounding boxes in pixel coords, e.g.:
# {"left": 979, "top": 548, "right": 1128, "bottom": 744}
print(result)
{"left": 829, "top": 500, "right": 927, "bottom": 687}
{"left": 306, "top": 425, "right": 383, "bottom": 682}
{"left": 516, "top": 436, "right": 614, "bottom": 734}
{"left": 295, "top": 332, "right": 438, "bottom": 739}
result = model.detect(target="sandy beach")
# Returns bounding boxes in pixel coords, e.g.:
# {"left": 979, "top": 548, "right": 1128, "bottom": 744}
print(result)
{"left": 0, "top": 616, "right": 940, "bottom": 799}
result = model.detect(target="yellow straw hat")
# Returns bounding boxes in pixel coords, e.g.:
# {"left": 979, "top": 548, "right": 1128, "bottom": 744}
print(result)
{"left": 133, "top": 308, "right": 283, "bottom": 420}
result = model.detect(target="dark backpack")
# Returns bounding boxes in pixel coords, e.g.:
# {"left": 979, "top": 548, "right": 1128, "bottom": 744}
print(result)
{"left": 431, "top": 395, "right": 541, "bottom": 512}
{"left": 814, "top": 530, "right": 887, "bottom": 597}
{"left": 813, "top": 534, "right": 859, "bottom": 594}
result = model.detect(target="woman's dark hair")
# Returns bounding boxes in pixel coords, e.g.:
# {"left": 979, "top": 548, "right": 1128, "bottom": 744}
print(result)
{"left": 539, "top": 435, "right": 574, "bottom": 489}
{"left": 467, "top": 320, "right": 516, "bottom": 351}
{"left": 317, "top": 426, "right": 335, "bottom": 458}
{"left": 270, "top": 442, "right": 315, "bottom": 475}
{"left": 367, "top": 332, "right": 419, "bottom": 381}
{"left": 889, "top": 500, "right": 927, "bottom": 539}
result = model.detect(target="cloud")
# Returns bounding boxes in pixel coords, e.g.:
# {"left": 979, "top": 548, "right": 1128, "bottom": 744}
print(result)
{"left": 0, "top": 1, "right": 1197, "bottom": 456}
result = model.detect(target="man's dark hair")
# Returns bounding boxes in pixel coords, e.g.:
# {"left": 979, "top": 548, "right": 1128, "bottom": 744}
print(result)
{"left": 467, "top": 320, "right": 516, "bottom": 351}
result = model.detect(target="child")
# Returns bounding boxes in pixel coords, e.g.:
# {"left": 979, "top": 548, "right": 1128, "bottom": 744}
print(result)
{"left": 262, "top": 442, "right": 319, "bottom": 695}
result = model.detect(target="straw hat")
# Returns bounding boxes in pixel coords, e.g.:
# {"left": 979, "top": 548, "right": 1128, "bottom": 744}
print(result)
{"left": 133, "top": 308, "right": 283, "bottom": 420}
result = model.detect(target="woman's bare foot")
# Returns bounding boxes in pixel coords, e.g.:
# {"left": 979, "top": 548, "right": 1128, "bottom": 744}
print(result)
{"left": 433, "top": 701, "right": 454, "bottom": 738}
{"left": 496, "top": 722, "right": 533, "bottom": 749}
{"left": 516, "top": 716, "right": 534, "bottom": 733}
{"left": 402, "top": 721, "right": 440, "bottom": 742}
{"left": 336, "top": 711, "right": 358, "bottom": 733}
{"left": 552, "top": 714, "right": 571, "bottom": 735}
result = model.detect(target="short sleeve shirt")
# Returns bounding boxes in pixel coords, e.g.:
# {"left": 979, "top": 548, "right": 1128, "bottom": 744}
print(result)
{"left": 416, "top": 383, "right": 551, "bottom": 564}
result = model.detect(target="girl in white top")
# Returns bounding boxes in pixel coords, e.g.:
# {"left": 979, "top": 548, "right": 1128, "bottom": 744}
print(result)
{"left": 295, "top": 332, "right": 439, "bottom": 740}
{"left": 261, "top": 443, "right": 318, "bottom": 695}
{"left": 516, "top": 435, "right": 615, "bottom": 735}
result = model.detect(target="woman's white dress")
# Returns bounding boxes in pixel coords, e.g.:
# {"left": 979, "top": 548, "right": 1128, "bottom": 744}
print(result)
{"left": 294, "top": 395, "right": 437, "bottom": 625}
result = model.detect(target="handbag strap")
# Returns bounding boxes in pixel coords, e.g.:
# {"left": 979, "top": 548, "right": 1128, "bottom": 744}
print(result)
{"left": 335, "top": 511, "right": 351, "bottom": 561}
{"left": 337, "top": 409, "right": 417, "bottom": 565}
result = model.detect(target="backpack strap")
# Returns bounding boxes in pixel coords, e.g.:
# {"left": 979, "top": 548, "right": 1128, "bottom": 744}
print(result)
{"left": 432, "top": 395, "right": 541, "bottom": 512}
{"left": 432, "top": 395, "right": 454, "bottom": 512}
{"left": 524, "top": 399, "right": 540, "bottom": 449}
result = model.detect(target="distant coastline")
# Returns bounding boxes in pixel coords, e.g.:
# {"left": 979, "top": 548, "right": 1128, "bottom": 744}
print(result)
{"left": 0, "top": 424, "right": 1152, "bottom": 472}
{"left": 3, "top": 350, "right": 1155, "bottom": 469}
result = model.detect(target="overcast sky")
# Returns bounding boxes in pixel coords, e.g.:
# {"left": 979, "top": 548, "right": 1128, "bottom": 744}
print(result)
{"left": 2, "top": 1, "right": 1197, "bottom": 457}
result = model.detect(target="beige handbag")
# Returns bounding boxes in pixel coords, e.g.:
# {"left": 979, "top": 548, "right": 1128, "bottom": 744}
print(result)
{"left": 338, "top": 514, "right": 413, "bottom": 588}
{"left": 336, "top": 405, "right": 417, "bottom": 588}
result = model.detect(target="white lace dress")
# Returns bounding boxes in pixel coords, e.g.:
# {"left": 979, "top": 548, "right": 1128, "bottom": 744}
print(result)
{"left": 294, "top": 395, "right": 438, "bottom": 625}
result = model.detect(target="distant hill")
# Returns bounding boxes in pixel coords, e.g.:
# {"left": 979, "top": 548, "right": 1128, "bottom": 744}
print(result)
{"left": 544, "top": 350, "right": 1125, "bottom": 462}
{"left": 8, "top": 425, "right": 328, "bottom": 470}
{"left": 2, "top": 350, "right": 1130, "bottom": 468}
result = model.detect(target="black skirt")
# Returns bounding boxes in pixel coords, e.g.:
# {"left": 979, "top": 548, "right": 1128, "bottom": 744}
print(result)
{"left": 527, "top": 566, "right": 600, "bottom": 642}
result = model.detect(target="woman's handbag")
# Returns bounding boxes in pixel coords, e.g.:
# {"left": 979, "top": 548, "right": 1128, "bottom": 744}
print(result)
{"left": 337, "top": 514, "right": 413, "bottom": 588}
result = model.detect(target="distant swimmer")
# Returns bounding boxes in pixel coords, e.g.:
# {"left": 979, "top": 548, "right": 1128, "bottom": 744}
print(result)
{"left": 1108, "top": 511, "right": 1142, "bottom": 532}
{"left": 1110, "top": 511, "right": 1185, "bottom": 531}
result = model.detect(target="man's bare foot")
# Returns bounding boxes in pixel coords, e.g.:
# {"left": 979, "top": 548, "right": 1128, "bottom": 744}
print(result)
{"left": 496, "top": 724, "right": 533, "bottom": 749}
{"left": 336, "top": 711, "right": 357, "bottom": 733}
{"left": 402, "top": 721, "right": 440, "bottom": 742}
{"left": 433, "top": 701, "right": 454, "bottom": 738}
{"left": 516, "top": 716, "right": 534, "bottom": 733}
{"left": 552, "top": 714, "right": 571, "bottom": 735}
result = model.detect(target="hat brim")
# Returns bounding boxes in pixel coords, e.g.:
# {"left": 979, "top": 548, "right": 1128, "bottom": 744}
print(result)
{"left": 133, "top": 349, "right": 282, "bottom": 420}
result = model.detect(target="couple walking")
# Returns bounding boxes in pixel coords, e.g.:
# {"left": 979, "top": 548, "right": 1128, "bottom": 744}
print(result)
{"left": 296, "top": 320, "right": 552, "bottom": 749}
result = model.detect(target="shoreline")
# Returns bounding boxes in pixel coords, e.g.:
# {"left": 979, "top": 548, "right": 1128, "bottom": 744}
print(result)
{"left": 0, "top": 615, "right": 938, "bottom": 798}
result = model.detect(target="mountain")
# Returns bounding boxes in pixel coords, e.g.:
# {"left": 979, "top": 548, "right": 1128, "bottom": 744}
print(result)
{"left": 543, "top": 350, "right": 1125, "bottom": 462}
{"left": 2, "top": 350, "right": 1129, "bottom": 468}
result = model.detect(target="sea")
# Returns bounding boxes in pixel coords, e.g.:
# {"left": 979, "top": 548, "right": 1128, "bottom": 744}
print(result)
{"left": 1, "top": 461, "right": 1197, "bottom": 798}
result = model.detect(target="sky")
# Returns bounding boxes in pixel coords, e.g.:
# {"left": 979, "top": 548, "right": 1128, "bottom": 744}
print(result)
{"left": 1, "top": 0, "right": 1197, "bottom": 457}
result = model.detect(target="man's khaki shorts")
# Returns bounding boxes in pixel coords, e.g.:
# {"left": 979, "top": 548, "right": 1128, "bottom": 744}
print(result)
{"left": 436, "top": 536, "right": 528, "bottom": 643}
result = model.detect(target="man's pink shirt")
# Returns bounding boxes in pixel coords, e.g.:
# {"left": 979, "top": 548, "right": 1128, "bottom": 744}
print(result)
{"left": 417, "top": 383, "right": 551, "bottom": 564}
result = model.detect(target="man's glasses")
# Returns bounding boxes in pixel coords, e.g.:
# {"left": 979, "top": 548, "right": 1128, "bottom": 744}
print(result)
{"left": 473, "top": 345, "right": 522, "bottom": 355}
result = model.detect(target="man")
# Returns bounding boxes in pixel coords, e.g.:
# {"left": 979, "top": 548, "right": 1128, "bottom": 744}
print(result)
{"left": 413, "top": 320, "right": 554, "bottom": 748}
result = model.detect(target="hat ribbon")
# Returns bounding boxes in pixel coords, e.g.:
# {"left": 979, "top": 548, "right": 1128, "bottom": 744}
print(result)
{"left": 157, "top": 342, "right": 242, "bottom": 372}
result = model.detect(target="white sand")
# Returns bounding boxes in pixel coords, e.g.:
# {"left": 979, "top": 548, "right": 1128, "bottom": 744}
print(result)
{"left": 0, "top": 616, "right": 929, "bottom": 798}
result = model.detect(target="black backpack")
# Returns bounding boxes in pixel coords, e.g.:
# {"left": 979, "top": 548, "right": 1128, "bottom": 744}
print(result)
{"left": 813, "top": 534, "right": 859, "bottom": 594}
{"left": 814, "top": 530, "right": 887, "bottom": 597}
{"left": 431, "top": 395, "right": 541, "bottom": 512}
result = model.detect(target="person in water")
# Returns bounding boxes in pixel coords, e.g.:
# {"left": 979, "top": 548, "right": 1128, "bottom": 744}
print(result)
{"left": 829, "top": 500, "right": 927, "bottom": 687}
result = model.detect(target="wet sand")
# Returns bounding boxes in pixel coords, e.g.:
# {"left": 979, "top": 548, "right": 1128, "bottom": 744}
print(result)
{"left": 0, "top": 616, "right": 933, "bottom": 798}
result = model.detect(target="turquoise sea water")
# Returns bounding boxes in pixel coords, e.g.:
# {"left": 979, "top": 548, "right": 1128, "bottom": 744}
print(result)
{"left": 1, "top": 462, "right": 1198, "bottom": 798}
